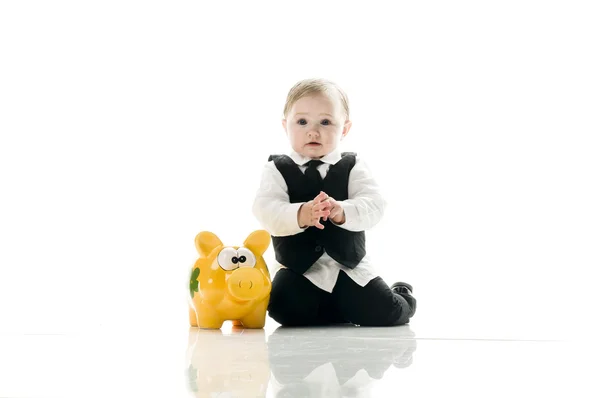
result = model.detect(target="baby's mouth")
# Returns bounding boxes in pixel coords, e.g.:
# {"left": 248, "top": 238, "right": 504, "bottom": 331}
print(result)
{"left": 306, "top": 142, "right": 322, "bottom": 146}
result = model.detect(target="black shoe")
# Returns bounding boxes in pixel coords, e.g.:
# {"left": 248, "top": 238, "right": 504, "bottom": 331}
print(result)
{"left": 391, "top": 282, "right": 416, "bottom": 319}
{"left": 391, "top": 281, "right": 413, "bottom": 295}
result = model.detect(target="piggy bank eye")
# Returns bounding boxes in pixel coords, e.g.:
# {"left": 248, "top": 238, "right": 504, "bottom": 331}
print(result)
{"left": 217, "top": 247, "right": 239, "bottom": 271}
{"left": 236, "top": 248, "right": 256, "bottom": 268}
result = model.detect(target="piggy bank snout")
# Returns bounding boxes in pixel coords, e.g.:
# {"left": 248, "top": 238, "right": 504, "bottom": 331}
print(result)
{"left": 227, "top": 267, "right": 266, "bottom": 301}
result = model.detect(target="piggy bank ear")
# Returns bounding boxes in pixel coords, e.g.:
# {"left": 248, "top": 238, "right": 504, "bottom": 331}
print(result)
{"left": 243, "top": 230, "right": 271, "bottom": 256}
{"left": 195, "top": 231, "right": 223, "bottom": 257}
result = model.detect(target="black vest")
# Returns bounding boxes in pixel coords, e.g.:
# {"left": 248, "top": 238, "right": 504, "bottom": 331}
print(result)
{"left": 268, "top": 152, "right": 366, "bottom": 274}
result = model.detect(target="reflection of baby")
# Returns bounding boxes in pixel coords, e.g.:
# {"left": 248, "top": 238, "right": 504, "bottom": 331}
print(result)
{"left": 267, "top": 326, "right": 417, "bottom": 397}
{"left": 186, "top": 328, "right": 270, "bottom": 398}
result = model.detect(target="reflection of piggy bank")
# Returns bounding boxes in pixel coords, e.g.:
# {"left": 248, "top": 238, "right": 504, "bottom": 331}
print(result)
{"left": 186, "top": 328, "right": 270, "bottom": 397}
{"left": 188, "top": 230, "right": 272, "bottom": 329}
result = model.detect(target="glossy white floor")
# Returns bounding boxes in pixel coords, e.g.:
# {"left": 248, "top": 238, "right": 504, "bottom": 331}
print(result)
{"left": 1, "top": 312, "right": 596, "bottom": 398}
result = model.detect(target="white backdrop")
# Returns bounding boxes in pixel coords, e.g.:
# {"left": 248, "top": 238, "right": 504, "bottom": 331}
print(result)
{"left": 1, "top": 1, "right": 598, "bottom": 340}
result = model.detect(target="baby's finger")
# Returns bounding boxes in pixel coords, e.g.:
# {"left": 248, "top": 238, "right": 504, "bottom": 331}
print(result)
{"left": 314, "top": 201, "right": 331, "bottom": 212}
{"left": 314, "top": 209, "right": 330, "bottom": 219}
{"left": 314, "top": 191, "right": 329, "bottom": 203}
{"left": 325, "top": 211, "right": 334, "bottom": 222}
{"left": 312, "top": 217, "right": 325, "bottom": 229}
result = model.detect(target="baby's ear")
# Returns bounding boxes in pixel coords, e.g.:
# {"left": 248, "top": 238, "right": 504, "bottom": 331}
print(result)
{"left": 243, "top": 230, "right": 271, "bottom": 256}
{"left": 195, "top": 231, "right": 223, "bottom": 257}
{"left": 342, "top": 120, "right": 352, "bottom": 138}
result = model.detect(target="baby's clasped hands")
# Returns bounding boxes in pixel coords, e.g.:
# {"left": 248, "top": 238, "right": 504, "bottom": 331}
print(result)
{"left": 298, "top": 191, "right": 345, "bottom": 229}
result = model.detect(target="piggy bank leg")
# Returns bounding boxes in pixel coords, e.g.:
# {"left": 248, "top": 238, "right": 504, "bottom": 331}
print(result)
{"left": 195, "top": 305, "right": 225, "bottom": 329}
{"left": 189, "top": 306, "right": 198, "bottom": 327}
{"left": 239, "top": 299, "right": 269, "bottom": 329}
{"left": 231, "top": 320, "right": 243, "bottom": 326}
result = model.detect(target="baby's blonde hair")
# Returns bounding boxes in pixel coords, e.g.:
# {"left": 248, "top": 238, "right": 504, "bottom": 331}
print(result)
{"left": 283, "top": 78, "right": 350, "bottom": 120}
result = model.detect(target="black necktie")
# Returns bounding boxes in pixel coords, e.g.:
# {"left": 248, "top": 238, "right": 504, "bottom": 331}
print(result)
{"left": 304, "top": 159, "right": 324, "bottom": 194}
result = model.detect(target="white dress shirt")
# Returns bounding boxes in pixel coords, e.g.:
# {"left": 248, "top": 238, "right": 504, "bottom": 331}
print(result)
{"left": 252, "top": 149, "right": 387, "bottom": 293}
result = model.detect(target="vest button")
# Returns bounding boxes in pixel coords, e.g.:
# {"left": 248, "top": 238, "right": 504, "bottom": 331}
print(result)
{"left": 315, "top": 245, "right": 322, "bottom": 252}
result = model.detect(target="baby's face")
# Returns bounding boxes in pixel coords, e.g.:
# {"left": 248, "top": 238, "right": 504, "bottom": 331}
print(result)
{"left": 283, "top": 94, "right": 351, "bottom": 159}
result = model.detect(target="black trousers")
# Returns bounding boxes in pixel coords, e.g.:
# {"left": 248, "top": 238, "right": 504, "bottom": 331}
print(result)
{"left": 268, "top": 268, "right": 416, "bottom": 327}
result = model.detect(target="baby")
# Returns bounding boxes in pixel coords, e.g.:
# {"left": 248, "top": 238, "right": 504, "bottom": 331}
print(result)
{"left": 252, "top": 78, "right": 416, "bottom": 326}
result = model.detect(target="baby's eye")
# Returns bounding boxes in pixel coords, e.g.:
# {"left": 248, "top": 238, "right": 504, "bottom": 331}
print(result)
{"left": 321, "top": 119, "right": 331, "bottom": 126}
{"left": 297, "top": 119, "right": 307, "bottom": 126}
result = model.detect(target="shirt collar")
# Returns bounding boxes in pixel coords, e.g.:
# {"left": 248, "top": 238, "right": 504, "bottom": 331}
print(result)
{"left": 289, "top": 149, "right": 342, "bottom": 166}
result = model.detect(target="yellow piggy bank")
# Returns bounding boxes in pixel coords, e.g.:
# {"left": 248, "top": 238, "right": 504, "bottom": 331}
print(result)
{"left": 188, "top": 230, "right": 272, "bottom": 329}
